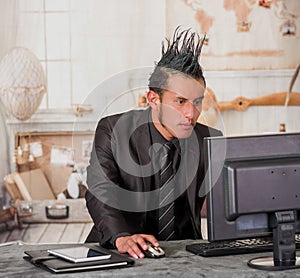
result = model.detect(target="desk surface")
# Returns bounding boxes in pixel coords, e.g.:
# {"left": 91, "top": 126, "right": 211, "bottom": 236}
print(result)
{"left": 1, "top": 240, "right": 300, "bottom": 278}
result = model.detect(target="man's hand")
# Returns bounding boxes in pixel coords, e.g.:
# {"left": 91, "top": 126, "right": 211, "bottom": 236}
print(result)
{"left": 115, "top": 234, "right": 159, "bottom": 259}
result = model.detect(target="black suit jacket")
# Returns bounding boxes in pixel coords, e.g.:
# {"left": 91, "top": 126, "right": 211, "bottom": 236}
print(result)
{"left": 85, "top": 108, "right": 222, "bottom": 245}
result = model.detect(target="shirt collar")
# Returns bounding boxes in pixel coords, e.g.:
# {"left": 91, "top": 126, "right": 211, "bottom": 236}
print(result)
{"left": 148, "top": 114, "right": 182, "bottom": 154}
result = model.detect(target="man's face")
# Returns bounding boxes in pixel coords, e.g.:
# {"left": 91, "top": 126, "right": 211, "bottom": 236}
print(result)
{"left": 152, "top": 74, "right": 205, "bottom": 140}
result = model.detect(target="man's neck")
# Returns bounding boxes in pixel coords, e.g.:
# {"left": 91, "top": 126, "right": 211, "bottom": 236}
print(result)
{"left": 151, "top": 109, "right": 174, "bottom": 141}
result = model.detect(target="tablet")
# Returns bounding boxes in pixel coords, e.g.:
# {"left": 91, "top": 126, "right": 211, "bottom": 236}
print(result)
{"left": 47, "top": 246, "right": 111, "bottom": 263}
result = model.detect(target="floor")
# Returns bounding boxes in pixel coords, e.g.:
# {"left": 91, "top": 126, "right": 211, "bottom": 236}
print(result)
{"left": 0, "top": 198, "right": 94, "bottom": 245}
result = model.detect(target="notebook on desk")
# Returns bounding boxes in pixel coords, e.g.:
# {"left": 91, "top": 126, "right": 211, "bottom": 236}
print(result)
{"left": 23, "top": 244, "right": 134, "bottom": 273}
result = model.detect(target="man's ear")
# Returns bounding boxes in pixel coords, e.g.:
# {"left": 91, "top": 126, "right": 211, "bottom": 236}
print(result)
{"left": 146, "top": 90, "right": 160, "bottom": 109}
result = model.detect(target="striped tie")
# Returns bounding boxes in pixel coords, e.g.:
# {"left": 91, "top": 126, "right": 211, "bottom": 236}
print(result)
{"left": 158, "top": 140, "right": 178, "bottom": 241}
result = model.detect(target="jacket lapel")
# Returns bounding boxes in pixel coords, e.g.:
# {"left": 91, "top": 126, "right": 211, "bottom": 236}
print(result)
{"left": 131, "top": 108, "right": 153, "bottom": 192}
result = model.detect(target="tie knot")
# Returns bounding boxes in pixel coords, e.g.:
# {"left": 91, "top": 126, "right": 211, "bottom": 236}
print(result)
{"left": 161, "top": 138, "right": 181, "bottom": 173}
{"left": 164, "top": 138, "right": 180, "bottom": 156}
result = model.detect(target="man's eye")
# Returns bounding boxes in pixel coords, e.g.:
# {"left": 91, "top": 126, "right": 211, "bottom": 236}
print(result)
{"left": 193, "top": 98, "right": 204, "bottom": 106}
{"left": 177, "top": 99, "right": 186, "bottom": 104}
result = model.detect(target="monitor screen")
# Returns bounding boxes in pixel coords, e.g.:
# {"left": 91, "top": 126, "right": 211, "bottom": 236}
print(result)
{"left": 204, "top": 132, "right": 300, "bottom": 269}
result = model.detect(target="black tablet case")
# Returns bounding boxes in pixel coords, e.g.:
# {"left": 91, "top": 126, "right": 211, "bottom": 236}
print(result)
{"left": 23, "top": 244, "right": 134, "bottom": 273}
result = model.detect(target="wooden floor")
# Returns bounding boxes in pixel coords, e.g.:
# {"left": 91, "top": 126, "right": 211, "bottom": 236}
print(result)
{"left": 0, "top": 199, "right": 94, "bottom": 245}
{"left": 0, "top": 222, "right": 94, "bottom": 245}
{"left": 0, "top": 219, "right": 207, "bottom": 245}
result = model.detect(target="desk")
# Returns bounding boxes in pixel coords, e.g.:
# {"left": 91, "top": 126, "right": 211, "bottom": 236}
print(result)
{"left": 1, "top": 240, "right": 300, "bottom": 277}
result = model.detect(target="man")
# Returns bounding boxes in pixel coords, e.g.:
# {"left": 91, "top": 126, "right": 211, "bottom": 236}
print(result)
{"left": 85, "top": 27, "right": 222, "bottom": 259}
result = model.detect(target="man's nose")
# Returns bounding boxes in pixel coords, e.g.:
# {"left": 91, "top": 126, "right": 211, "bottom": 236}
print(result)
{"left": 183, "top": 101, "right": 196, "bottom": 119}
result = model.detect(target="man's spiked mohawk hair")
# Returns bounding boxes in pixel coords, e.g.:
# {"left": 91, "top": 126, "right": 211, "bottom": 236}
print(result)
{"left": 149, "top": 27, "right": 206, "bottom": 96}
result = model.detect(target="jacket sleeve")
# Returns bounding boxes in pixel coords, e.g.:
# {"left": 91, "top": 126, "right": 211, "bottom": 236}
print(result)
{"left": 85, "top": 117, "right": 142, "bottom": 245}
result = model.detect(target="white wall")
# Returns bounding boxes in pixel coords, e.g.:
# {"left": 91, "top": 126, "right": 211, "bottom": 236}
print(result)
{"left": 11, "top": 0, "right": 166, "bottom": 110}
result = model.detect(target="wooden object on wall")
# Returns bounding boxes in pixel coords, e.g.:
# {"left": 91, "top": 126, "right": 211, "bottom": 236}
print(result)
{"left": 198, "top": 88, "right": 300, "bottom": 127}
{"left": 217, "top": 91, "right": 300, "bottom": 111}
{"left": 215, "top": 63, "right": 300, "bottom": 111}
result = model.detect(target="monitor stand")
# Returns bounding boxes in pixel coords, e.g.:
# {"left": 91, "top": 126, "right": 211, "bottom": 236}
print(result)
{"left": 248, "top": 211, "right": 300, "bottom": 271}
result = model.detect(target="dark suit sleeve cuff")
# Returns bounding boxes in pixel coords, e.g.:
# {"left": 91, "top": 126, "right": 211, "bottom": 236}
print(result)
{"left": 110, "top": 232, "right": 131, "bottom": 248}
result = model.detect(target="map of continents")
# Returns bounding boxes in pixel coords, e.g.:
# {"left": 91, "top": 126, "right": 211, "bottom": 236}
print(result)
{"left": 166, "top": 0, "right": 300, "bottom": 69}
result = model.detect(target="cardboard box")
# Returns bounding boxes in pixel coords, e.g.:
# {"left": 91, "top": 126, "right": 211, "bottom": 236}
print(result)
{"left": 11, "top": 169, "right": 55, "bottom": 201}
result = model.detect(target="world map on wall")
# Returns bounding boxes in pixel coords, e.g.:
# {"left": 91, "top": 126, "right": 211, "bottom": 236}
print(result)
{"left": 166, "top": 0, "right": 300, "bottom": 70}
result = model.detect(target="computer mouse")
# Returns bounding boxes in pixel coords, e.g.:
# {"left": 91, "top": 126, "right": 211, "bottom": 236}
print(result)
{"left": 142, "top": 242, "right": 165, "bottom": 258}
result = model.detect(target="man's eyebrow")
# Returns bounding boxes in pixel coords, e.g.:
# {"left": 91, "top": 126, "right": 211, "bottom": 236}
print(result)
{"left": 176, "top": 96, "right": 188, "bottom": 100}
{"left": 170, "top": 91, "right": 204, "bottom": 102}
{"left": 174, "top": 95, "right": 204, "bottom": 102}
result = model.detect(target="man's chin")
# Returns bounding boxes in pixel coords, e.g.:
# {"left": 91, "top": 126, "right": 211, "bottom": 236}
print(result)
{"left": 176, "top": 130, "right": 193, "bottom": 139}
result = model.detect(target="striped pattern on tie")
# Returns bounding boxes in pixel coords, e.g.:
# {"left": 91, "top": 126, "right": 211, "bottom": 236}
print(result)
{"left": 158, "top": 142, "right": 176, "bottom": 241}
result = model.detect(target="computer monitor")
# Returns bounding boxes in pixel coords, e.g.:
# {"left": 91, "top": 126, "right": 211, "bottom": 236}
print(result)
{"left": 204, "top": 132, "right": 300, "bottom": 270}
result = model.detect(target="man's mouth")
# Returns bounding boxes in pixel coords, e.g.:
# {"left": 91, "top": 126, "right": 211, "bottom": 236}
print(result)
{"left": 180, "top": 123, "right": 194, "bottom": 130}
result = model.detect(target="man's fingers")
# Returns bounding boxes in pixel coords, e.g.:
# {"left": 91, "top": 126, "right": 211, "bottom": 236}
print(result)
{"left": 135, "top": 237, "right": 148, "bottom": 250}
{"left": 141, "top": 234, "right": 160, "bottom": 248}
{"left": 126, "top": 246, "right": 140, "bottom": 259}
{"left": 116, "top": 236, "right": 144, "bottom": 258}
{"left": 115, "top": 234, "right": 159, "bottom": 259}
{"left": 128, "top": 240, "right": 145, "bottom": 258}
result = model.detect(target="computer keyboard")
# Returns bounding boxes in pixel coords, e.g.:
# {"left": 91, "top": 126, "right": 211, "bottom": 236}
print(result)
{"left": 186, "top": 236, "right": 300, "bottom": 257}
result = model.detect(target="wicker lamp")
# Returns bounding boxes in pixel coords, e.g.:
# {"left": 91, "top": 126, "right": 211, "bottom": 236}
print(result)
{"left": 0, "top": 47, "right": 47, "bottom": 121}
